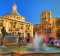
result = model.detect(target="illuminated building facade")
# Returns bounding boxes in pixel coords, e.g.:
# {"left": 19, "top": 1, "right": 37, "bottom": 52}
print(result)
{"left": 34, "top": 11, "right": 60, "bottom": 38}
{"left": 0, "top": 3, "right": 33, "bottom": 37}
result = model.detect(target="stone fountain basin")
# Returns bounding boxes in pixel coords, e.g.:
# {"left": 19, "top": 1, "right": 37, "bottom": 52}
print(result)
{"left": 21, "top": 52, "right": 60, "bottom": 56}
{"left": 0, "top": 51, "right": 60, "bottom": 56}
{"left": 0, "top": 45, "right": 60, "bottom": 56}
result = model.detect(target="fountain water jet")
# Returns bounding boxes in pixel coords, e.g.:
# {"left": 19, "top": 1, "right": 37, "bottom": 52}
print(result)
{"left": 33, "top": 32, "right": 45, "bottom": 51}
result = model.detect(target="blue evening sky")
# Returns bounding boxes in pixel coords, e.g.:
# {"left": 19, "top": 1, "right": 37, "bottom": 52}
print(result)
{"left": 0, "top": 0, "right": 60, "bottom": 24}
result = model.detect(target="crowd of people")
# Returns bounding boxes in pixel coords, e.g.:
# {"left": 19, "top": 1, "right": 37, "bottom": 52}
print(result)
{"left": 0, "top": 27, "right": 60, "bottom": 47}
{"left": 17, "top": 32, "right": 33, "bottom": 45}
{"left": 18, "top": 36, "right": 33, "bottom": 45}
{"left": 45, "top": 37, "right": 54, "bottom": 44}
{"left": 45, "top": 36, "right": 60, "bottom": 47}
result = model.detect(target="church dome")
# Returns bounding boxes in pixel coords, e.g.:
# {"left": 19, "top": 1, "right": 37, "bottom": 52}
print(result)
{"left": 8, "top": 11, "right": 21, "bottom": 16}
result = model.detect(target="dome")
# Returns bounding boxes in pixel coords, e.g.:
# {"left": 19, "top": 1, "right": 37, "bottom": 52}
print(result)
{"left": 8, "top": 11, "right": 21, "bottom": 16}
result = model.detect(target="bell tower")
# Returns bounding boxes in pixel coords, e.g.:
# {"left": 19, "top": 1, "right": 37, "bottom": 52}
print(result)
{"left": 41, "top": 11, "right": 52, "bottom": 35}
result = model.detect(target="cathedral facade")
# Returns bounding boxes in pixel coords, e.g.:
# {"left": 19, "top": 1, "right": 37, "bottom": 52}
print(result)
{"left": 34, "top": 11, "right": 60, "bottom": 38}
{"left": 0, "top": 3, "right": 33, "bottom": 37}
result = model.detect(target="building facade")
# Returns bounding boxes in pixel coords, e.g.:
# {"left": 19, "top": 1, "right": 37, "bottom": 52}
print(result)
{"left": 0, "top": 3, "right": 33, "bottom": 37}
{"left": 34, "top": 11, "right": 60, "bottom": 38}
{"left": 33, "top": 24, "right": 42, "bottom": 36}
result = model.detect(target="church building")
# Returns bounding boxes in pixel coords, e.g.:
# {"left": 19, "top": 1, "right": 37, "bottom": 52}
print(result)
{"left": 34, "top": 11, "right": 60, "bottom": 38}
{"left": 0, "top": 3, "right": 33, "bottom": 37}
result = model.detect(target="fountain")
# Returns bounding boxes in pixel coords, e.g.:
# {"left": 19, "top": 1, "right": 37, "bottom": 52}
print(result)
{"left": 0, "top": 32, "right": 60, "bottom": 56}
{"left": 33, "top": 32, "right": 45, "bottom": 51}
{"left": 18, "top": 32, "right": 60, "bottom": 56}
{"left": 26, "top": 32, "right": 60, "bottom": 52}
{"left": 26, "top": 32, "right": 47, "bottom": 51}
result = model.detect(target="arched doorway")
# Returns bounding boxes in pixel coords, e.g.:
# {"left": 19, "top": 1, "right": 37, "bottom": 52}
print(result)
{"left": 57, "top": 29, "right": 60, "bottom": 38}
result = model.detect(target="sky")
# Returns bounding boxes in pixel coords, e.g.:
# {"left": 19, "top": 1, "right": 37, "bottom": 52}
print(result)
{"left": 0, "top": 0, "right": 60, "bottom": 24}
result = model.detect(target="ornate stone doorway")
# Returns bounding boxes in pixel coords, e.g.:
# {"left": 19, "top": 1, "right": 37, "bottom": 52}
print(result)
{"left": 57, "top": 29, "right": 60, "bottom": 37}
